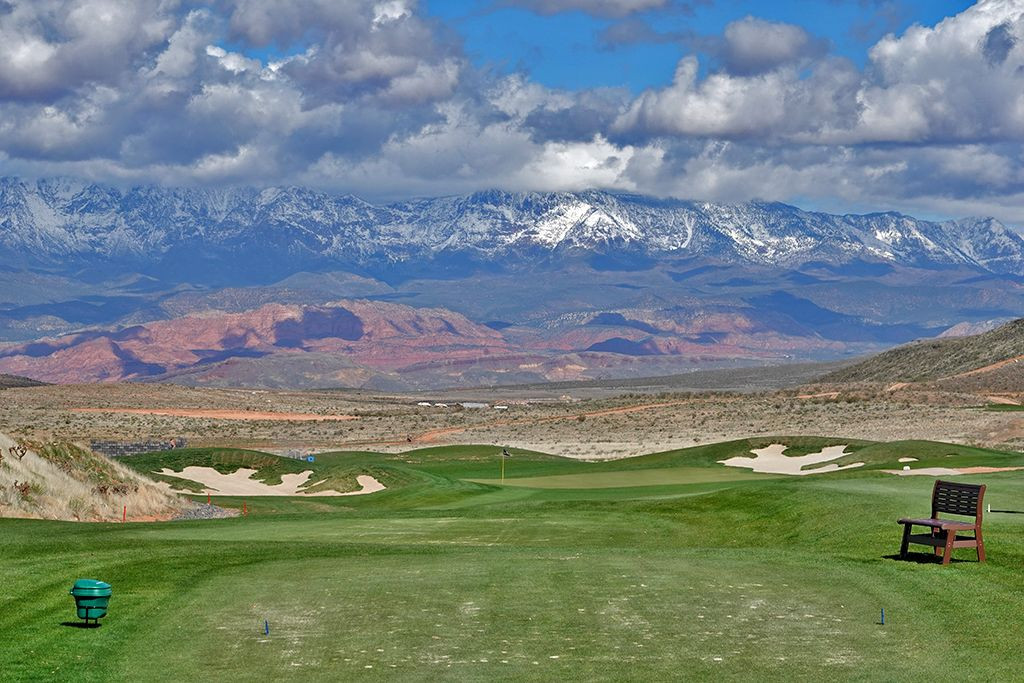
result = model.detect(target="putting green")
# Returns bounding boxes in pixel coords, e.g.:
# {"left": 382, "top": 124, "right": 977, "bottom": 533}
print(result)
{"left": 470, "top": 466, "right": 775, "bottom": 489}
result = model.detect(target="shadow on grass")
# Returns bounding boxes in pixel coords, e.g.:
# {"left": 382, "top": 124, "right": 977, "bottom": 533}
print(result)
{"left": 882, "top": 552, "right": 972, "bottom": 565}
{"left": 60, "top": 621, "right": 102, "bottom": 629}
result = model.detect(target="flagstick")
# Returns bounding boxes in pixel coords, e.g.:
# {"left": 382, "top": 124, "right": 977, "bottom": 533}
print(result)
{"left": 501, "top": 452, "right": 505, "bottom": 484}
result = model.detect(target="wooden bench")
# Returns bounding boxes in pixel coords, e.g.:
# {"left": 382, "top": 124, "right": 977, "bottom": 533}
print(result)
{"left": 898, "top": 480, "right": 986, "bottom": 565}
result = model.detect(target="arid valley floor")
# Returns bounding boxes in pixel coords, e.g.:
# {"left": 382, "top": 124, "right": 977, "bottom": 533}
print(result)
{"left": 2, "top": 365, "right": 1021, "bottom": 460}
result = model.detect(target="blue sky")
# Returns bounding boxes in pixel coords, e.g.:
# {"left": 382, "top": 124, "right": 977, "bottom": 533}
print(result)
{"left": 426, "top": 1, "right": 976, "bottom": 92}
{"left": 1, "top": 0, "right": 1023, "bottom": 223}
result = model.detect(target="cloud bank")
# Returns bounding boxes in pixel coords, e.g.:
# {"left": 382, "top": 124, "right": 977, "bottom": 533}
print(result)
{"left": 1, "top": 0, "right": 1024, "bottom": 222}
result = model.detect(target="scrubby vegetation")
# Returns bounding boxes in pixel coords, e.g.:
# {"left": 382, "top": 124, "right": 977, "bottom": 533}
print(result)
{"left": 823, "top": 318, "right": 1024, "bottom": 383}
{"left": 0, "top": 434, "right": 186, "bottom": 521}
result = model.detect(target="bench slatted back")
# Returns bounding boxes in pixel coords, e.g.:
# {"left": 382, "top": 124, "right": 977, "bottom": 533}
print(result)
{"left": 932, "top": 480, "right": 985, "bottom": 521}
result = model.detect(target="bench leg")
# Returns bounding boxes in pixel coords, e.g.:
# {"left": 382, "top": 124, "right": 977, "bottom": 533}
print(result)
{"left": 976, "top": 528, "right": 986, "bottom": 563}
{"left": 899, "top": 524, "right": 911, "bottom": 558}
{"left": 941, "top": 530, "right": 955, "bottom": 565}
{"left": 932, "top": 528, "right": 943, "bottom": 558}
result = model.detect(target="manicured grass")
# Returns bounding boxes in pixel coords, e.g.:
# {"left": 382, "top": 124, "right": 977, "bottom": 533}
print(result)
{"left": 5, "top": 438, "right": 1024, "bottom": 680}
{"left": 471, "top": 466, "right": 775, "bottom": 488}
{"left": 984, "top": 403, "right": 1024, "bottom": 411}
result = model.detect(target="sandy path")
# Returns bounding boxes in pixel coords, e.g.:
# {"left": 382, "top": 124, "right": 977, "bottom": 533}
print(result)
{"left": 156, "top": 467, "right": 385, "bottom": 496}
{"left": 959, "top": 466, "right": 1024, "bottom": 474}
{"left": 795, "top": 391, "right": 840, "bottom": 399}
{"left": 986, "top": 396, "right": 1021, "bottom": 405}
{"left": 883, "top": 467, "right": 961, "bottom": 477}
{"left": 884, "top": 466, "right": 1024, "bottom": 476}
{"left": 73, "top": 408, "right": 357, "bottom": 421}
{"left": 941, "top": 355, "right": 1024, "bottom": 381}
{"left": 720, "top": 444, "right": 864, "bottom": 476}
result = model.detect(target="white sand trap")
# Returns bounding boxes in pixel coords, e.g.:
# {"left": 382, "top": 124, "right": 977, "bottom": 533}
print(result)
{"left": 156, "top": 467, "right": 385, "bottom": 497}
{"left": 720, "top": 444, "right": 864, "bottom": 476}
{"left": 898, "top": 457, "right": 918, "bottom": 463}
{"left": 884, "top": 466, "right": 1024, "bottom": 477}
{"left": 883, "top": 467, "right": 960, "bottom": 477}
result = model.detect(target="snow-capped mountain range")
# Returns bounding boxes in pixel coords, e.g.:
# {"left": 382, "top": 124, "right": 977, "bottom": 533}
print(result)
{"left": 4, "top": 177, "right": 1024, "bottom": 388}
{"left": 2, "top": 177, "right": 1022, "bottom": 276}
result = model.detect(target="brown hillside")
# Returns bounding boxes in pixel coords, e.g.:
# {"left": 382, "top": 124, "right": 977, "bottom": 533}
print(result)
{"left": 0, "top": 374, "right": 46, "bottom": 389}
{"left": 821, "top": 318, "right": 1024, "bottom": 384}
{"left": 0, "top": 301, "right": 508, "bottom": 384}
{"left": 0, "top": 432, "right": 189, "bottom": 521}
{"left": 0, "top": 299, "right": 854, "bottom": 389}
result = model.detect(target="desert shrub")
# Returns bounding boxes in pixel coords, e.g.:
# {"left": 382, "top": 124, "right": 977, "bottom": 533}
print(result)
{"left": 68, "top": 497, "right": 90, "bottom": 519}
{"left": 13, "top": 480, "right": 32, "bottom": 500}
{"left": 95, "top": 484, "right": 131, "bottom": 496}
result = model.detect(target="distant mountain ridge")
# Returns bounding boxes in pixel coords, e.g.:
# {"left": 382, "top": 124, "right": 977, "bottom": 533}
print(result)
{"left": 0, "top": 300, "right": 509, "bottom": 386}
{"left": 3, "top": 177, "right": 1024, "bottom": 389}
{"left": 2, "top": 178, "right": 1023, "bottom": 282}
{"left": 0, "top": 298, "right": 844, "bottom": 387}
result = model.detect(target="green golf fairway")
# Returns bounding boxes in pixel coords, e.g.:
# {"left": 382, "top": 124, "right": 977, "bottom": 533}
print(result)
{"left": 471, "top": 465, "right": 775, "bottom": 488}
{"left": 5, "top": 438, "right": 1024, "bottom": 681}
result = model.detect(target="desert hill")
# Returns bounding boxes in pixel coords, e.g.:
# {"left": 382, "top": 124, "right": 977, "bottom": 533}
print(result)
{"left": 0, "top": 298, "right": 853, "bottom": 389}
{"left": 0, "top": 432, "right": 189, "bottom": 521}
{"left": 0, "top": 373, "right": 46, "bottom": 389}
{"left": 0, "top": 300, "right": 508, "bottom": 386}
{"left": 821, "top": 318, "right": 1024, "bottom": 388}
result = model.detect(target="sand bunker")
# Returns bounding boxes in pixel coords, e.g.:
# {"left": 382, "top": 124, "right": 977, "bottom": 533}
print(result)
{"left": 898, "top": 457, "right": 918, "bottom": 463}
{"left": 720, "top": 444, "right": 864, "bottom": 476}
{"left": 884, "top": 467, "right": 960, "bottom": 477}
{"left": 72, "top": 408, "right": 357, "bottom": 421}
{"left": 156, "top": 467, "right": 385, "bottom": 496}
{"left": 884, "top": 466, "right": 1024, "bottom": 477}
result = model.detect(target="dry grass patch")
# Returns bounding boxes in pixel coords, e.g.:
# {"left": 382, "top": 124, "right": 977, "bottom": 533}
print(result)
{"left": 0, "top": 432, "right": 188, "bottom": 521}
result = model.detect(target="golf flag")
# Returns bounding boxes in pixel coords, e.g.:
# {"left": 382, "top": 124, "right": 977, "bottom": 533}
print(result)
{"left": 500, "top": 447, "right": 511, "bottom": 483}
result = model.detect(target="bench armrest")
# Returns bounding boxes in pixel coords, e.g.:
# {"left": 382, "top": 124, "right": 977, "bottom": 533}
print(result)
{"left": 898, "top": 517, "right": 975, "bottom": 530}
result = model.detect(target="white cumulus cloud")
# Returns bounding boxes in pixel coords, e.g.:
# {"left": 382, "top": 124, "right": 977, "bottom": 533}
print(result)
{"left": 0, "top": 0, "right": 1023, "bottom": 224}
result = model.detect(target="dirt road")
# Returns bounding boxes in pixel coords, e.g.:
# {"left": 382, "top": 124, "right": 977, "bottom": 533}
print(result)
{"left": 71, "top": 408, "right": 357, "bottom": 421}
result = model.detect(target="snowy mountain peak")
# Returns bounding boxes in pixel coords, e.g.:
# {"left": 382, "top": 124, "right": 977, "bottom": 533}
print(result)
{"left": 0, "top": 179, "right": 1021, "bottom": 276}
